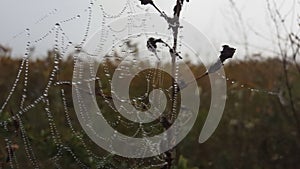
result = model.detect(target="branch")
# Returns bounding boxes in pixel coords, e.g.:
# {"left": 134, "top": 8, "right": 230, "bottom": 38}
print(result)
{"left": 266, "top": 0, "right": 300, "bottom": 138}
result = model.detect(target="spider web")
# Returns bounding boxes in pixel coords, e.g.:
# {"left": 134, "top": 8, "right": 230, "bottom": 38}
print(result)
{"left": 0, "top": 0, "right": 174, "bottom": 168}
{"left": 0, "top": 0, "right": 286, "bottom": 168}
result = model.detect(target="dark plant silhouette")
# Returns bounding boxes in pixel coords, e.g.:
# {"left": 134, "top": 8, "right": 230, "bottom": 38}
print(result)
{"left": 146, "top": 37, "right": 164, "bottom": 60}
{"left": 178, "top": 45, "right": 236, "bottom": 89}
{"left": 140, "top": 0, "right": 189, "bottom": 168}
{"left": 140, "top": 1, "right": 236, "bottom": 168}
{"left": 147, "top": 37, "right": 164, "bottom": 50}
{"left": 173, "top": 0, "right": 189, "bottom": 17}
{"left": 220, "top": 45, "right": 236, "bottom": 63}
{"left": 146, "top": 37, "right": 182, "bottom": 59}
{"left": 201, "top": 45, "right": 236, "bottom": 79}
{"left": 139, "top": 0, "right": 154, "bottom": 5}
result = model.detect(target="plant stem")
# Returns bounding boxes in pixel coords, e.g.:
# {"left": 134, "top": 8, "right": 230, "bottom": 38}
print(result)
{"left": 163, "top": 1, "right": 184, "bottom": 169}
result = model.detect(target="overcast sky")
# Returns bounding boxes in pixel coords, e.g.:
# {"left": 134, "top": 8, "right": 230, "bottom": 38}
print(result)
{"left": 0, "top": 0, "right": 299, "bottom": 59}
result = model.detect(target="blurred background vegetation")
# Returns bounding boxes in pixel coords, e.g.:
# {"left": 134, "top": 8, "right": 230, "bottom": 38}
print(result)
{"left": 0, "top": 48, "right": 300, "bottom": 168}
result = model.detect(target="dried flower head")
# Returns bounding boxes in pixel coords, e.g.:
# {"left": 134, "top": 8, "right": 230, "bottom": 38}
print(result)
{"left": 147, "top": 37, "right": 163, "bottom": 51}
{"left": 208, "top": 45, "right": 236, "bottom": 74}
{"left": 147, "top": 37, "right": 164, "bottom": 60}
{"left": 139, "top": 0, "right": 153, "bottom": 5}
{"left": 146, "top": 37, "right": 182, "bottom": 60}
{"left": 219, "top": 45, "right": 236, "bottom": 63}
